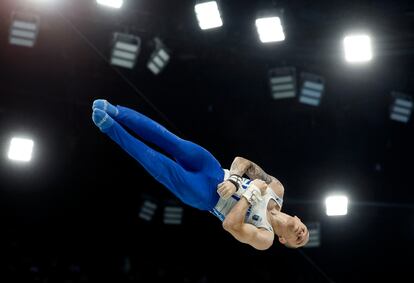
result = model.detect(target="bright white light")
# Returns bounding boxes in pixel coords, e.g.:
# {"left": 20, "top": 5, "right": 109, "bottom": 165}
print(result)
{"left": 325, "top": 195, "right": 348, "bottom": 216}
{"left": 8, "top": 137, "right": 34, "bottom": 162}
{"left": 195, "top": 1, "right": 223, "bottom": 30}
{"left": 343, "top": 34, "right": 372, "bottom": 63}
{"left": 256, "top": 17, "right": 285, "bottom": 43}
{"left": 97, "top": 0, "right": 123, "bottom": 9}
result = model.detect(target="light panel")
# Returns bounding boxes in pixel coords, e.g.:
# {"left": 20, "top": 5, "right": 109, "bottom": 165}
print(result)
{"left": 268, "top": 67, "right": 296, "bottom": 99}
{"left": 97, "top": 0, "right": 123, "bottom": 9}
{"left": 138, "top": 200, "right": 157, "bottom": 222}
{"left": 390, "top": 92, "right": 413, "bottom": 123}
{"left": 299, "top": 73, "right": 325, "bottom": 107}
{"left": 304, "top": 222, "right": 321, "bottom": 248}
{"left": 110, "top": 33, "right": 141, "bottom": 69}
{"left": 147, "top": 38, "right": 171, "bottom": 75}
{"left": 163, "top": 206, "right": 183, "bottom": 225}
{"left": 8, "top": 137, "right": 34, "bottom": 162}
{"left": 195, "top": 1, "right": 223, "bottom": 30}
{"left": 256, "top": 16, "right": 285, "bottom": 43}
{"left": 344, "top": 34, "right": 372, "bottom": 63}
{"left": 9, "top": 12, "right": 39, "bottom": 48}
{"left": 325, "top": 195, "right": 348, "bottom": 216}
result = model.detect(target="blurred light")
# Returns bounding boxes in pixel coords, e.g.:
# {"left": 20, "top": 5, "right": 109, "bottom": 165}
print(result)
{"left": 8, "top": 137, "right": 34, "bottom": 162}
{"left": 269, "top": 67, "right": 296, "bottom": 99}
{"left": 9, "top": 12, "right": 39, "bottom": 48}
{"left": 304, "top": 222, "right": 320, "bottom": 248}
{"left": 97, "top": 0, "right": 123, "bottom": 9}
{"left": 390, "top": 92, "right": 412, "bottom": 123}
{"left": 195, "top": 1, "right": 223, "bottom": 30}
{"left": 343, "top": 34, "right": 372, "bottom": 63}
{"left": 110, "top": 32, "right": 140, "bottom": 69}
{"left": 299, "top": 72, "right": 325, "bottom": 106}
{"left": 255, "top": 16, "right": 285, "bottom": 43}
{"left": 147, "top": 38, "right": 170, "bottom": 75}
{"left": 325, "top": 195, "right": 348, "bottom": 216}
{"left": 138, "top": 200, "right": 157, "bottom": 221}
{"left": 163, "top": 206, "right": 183, "bottom": 225}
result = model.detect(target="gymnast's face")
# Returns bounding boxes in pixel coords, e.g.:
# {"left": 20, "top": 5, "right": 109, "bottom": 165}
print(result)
{"left": 278, "top": 215, "right": 309, "bottom": 248}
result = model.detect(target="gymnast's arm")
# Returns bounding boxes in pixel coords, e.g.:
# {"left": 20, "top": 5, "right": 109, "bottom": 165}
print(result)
{"left": 222, "top": 196, "right": 274, "bottom": 250}
{"left": 230, "top": 156, "right": 284, "bottom": 195}
{"left": 230, "top": 156, "right": 278, "bottom": 184}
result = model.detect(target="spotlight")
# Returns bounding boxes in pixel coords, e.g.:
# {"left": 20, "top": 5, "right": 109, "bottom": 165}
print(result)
{"left": 147, "top": 38, "right": 170, "bottom": 75}
{"left": 255, "top": 9, "right": 285, "bottom": 43}
{"left": 9, "top": 12, "right": 40, "bottom": 48}
{"left": 97, "top": 0, "right": 124, "bottom": 9}
{"left": 325, "top": 195, "right": 348, "bottom": 216}
{"left": 390, "top": 92, "right": 412, "bottom": 123}
{"left": 8, "top": 137, "right": 34, "bottom": 162}
{"left": 194, "top": 1, "right": 223, "bottom": 30}
{"left": 268, "top": 67, "right": 296, "bottom": 99}
{"left": 299, "top": 72, "right": 325, "bottom": 107}
{"left": 110, "top": 32, "right": 141, "bottom": 69}
{"left": 343, "top": 34, "right": 372, "bottom": 63}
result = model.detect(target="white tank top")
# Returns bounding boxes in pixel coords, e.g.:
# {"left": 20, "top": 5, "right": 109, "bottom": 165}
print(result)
{"left": 210, "top": 169, "right": 284, "bottom": 232}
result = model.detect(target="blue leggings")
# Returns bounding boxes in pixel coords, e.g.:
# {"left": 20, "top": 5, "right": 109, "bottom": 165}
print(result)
{"left": 101, "top": 105, "right": 223, "bottom": 211}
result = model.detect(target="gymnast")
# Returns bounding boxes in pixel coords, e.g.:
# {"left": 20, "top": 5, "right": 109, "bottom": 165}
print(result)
{"left": 92, "top": 99, "right": 309, "bottom": 250}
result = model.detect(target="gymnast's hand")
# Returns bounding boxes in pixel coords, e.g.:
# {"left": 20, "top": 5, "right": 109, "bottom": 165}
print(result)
{"left": 217, "top": 180, "right": 237, "bottom": 200}
{"left": 250, "top": 179, "right": 268, "bottom": 195}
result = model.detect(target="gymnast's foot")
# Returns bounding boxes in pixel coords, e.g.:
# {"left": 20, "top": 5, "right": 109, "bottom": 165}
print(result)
{"left": 92, "top": 108, "right": 114, "bottom": 131}
{"left": 92, "top": 99, "right": 119, "bottom": 117}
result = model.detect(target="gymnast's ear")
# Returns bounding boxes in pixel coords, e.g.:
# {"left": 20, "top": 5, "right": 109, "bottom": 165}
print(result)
{"left": 278, "top": 236, "right": 287, "bottom": 244}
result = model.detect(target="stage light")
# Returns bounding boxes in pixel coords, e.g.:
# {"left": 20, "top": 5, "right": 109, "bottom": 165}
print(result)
{"left": 304, "top": 222, "right": 320, "bottom": 248}
{"left": 138, "top": 200, "right": 157, "bottom": 222}
{"left": 163, "top": 206, "right": 183, "bottom": 225}
{"left": 147, "top": 38, "right": 170, "bottom": 75}
{"left": 255, "top": 10, "right": 285, "bottom": 43}
{"left": 97, "top": 0, "right": 123, "bottom": 9}
{"left": 268, "top": 67, "right": 296, "bottom": 99}
{"left": 299, "top": 72, "right": 325, "bottom": 107}
{"left": 390, "top": 92, "right": 412, "bottom": 123}
{"left": 194, "top": 1, "right": 223, "bottom": 30}
{"left": 325, "top": 195, "right": 348, "bottom": 216}
{"left": 8, "top": 137, "right": 34, "bottom": 162}
{"left": 110, "top": 32, "right": 141, "bottom": 69}
{"left": 343, "top": 34, "right": 372, "bottom": 63}
{"left": 9, "top": 12, "right": 39, "bottom": 48}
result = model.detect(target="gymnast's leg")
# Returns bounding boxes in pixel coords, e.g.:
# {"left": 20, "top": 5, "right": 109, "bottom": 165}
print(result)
{"left": 92, "top": 99, "right": 222, "bottom": 175}
{"left": 91, "top": 108, "right": 213, "bottom": 209}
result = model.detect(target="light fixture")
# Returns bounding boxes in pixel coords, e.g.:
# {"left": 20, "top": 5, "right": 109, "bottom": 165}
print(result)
{"left": 110, "top": 32, "right": 141, "bottom": 69}
{"left": 304, "top": 222, "right": 320, "bottom": 248}
{"left": 147, "top": 38, "right": 170, "bottom": 75}
{"left": 138, "top": 200, "right": 157, "bottom": 222}
{"left": 299, "top": 72, "right": 325, "bottom": 107}
{"left": 255, "top": 9, "right": 285, "bottom": 43}
{"left": 325, "top": 195, "right": 348, "bottom": 216}
{"left": 97, "top": 0, "right": 124, "bottom": 9}
{"left": 268, "top": 67, "right": 296, "bottom": 99}
{"left": 163, "top": 206, "right": 183, "bottom": 225}
{"left": 343, "top": 34, "right": 373, "bottom": 63}
{"left": 390, "top": 92, "right": 412, "bottom": 123}
{"left": 194, "top": 1, "right": 223, "bottom": 30}
{"left": 9, "top": 12, "right": 40, "bottom": 48}
{"left": 8, "top": 137, "right": 34, "bottom": 162}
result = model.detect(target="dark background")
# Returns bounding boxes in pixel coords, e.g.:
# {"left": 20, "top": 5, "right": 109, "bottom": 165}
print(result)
{"left": 0, "top": 0, "right": 413, "bottom": 282}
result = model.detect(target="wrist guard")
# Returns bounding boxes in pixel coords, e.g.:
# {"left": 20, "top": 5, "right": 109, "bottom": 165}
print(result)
{"left": 226, "top": 174, "right": 243, "bottom": 193}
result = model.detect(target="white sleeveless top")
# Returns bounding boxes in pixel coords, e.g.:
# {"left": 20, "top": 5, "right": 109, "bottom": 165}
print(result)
{"left": 210, "top": 169, "right": 284, "bottom": 232}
